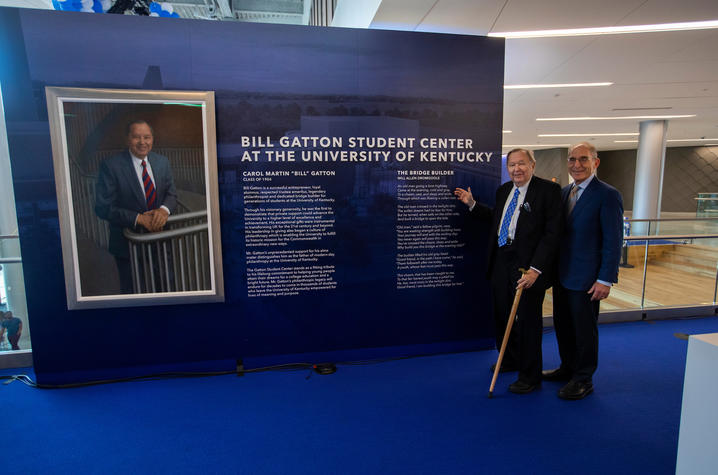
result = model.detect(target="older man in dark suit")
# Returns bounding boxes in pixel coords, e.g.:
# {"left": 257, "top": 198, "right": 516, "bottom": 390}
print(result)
{"left": 543, "top": 142, "right": 623, "bottom": 400}
{"left": 95, "top": 120, "right": 177, "bottom": 293}
{"left": 455, "top": 148, "right": 562, "bottom": 394}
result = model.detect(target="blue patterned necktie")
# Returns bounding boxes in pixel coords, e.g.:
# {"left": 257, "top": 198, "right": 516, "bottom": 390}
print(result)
{"left": 498, "top": 188, "right": 520, "bottom": 246}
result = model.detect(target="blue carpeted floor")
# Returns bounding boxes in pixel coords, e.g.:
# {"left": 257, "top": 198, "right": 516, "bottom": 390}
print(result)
{"left": 4, "top": 317, "right": 718, "bottom": 474}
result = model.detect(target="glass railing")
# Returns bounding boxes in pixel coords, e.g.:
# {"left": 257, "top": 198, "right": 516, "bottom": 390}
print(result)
{"left": 3, "top": 217, "right": 718, "bottom": 362}
{"left": 625, "top": 217, "right": 718, "bottom": 238}
{"left": 0, "top": 234, "right": 31, "bottom": 367}
{"left": 544, "top": 217, "right": 718, "bottom": 320}
{"left": 696, "top": 192, "right": 718, "bottom": 218}
{"left": 611, "top": 217, "right": 718, "bottom": 312}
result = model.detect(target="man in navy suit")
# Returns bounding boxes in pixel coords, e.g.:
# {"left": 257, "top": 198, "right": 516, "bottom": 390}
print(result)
{"left": 95, "top": 120, "right": 177, "bottom": 293}
{"left": 455, "top": 148, "right": 562, "bottom": 394}
{"left": 543, "top": 142, "right": 623, "bottom": 399}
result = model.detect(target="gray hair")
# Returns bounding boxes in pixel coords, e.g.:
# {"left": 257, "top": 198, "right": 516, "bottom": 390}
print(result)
{"left": 569, "top": 141, "right": 598, "bottom": 159}
{"left": 506, "top": 148, "right": 536, "bottom": 164}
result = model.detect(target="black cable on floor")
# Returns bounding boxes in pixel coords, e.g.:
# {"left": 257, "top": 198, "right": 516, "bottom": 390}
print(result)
{"left": 4, "top": 314, "right": 714, "bottom": 389}
{"left": 0, "top": 351, "right": 471, "bottom": 389}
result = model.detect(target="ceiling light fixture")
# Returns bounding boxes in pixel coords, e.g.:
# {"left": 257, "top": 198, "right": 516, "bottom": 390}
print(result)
{"left": 539, "top": 133, "right": 639, "bottom": 137}
{"left": 505, "top": 82, "right": 612, "bottom": 89}
{"left": 537, "top": 114, "right": 696, "bottom": 121}
{"left": 490, "top": 19, "right": 718, "bottom": 39}
{"left": 503, "top": 144, "right": 571, "bottom": 148}
{"left": 612, "top": 107, "right": 673, "bottom": 111}
{"left": 614, "top": 138, "right": 718, "bottom": 143}
{"left": 503, "top": 130, "right": 512, "bottom": 133}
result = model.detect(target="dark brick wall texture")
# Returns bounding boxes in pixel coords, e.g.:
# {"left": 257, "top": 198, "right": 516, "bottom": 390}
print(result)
{"left": 599, "top": 146, "right": 718, "bottom": 212}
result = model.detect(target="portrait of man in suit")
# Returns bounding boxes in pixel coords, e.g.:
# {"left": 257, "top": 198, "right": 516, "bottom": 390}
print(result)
{"left": 542, "top": 141, "right": 623, "bottom": 400}
{"left": 46, "top": 87, "right": 223, "bottom": 309}
{"left": 455, "top": 148, "right": 562, "bottom": 394}
{"left": 95, "top": 120, "right": 178, "bottom": 294}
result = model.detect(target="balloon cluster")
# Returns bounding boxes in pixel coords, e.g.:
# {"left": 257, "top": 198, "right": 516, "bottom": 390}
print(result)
{"left": 51, "top": 0, "right": 180, "bottom": 17}
{"left": 149, "top": 2, "right": 179, "bottom": 18}
{"left": 52, "top": 0, "right": 112, "bottom": 12}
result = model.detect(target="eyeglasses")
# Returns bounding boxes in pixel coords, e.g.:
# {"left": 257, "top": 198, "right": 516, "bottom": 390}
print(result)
{"left": 567, "top": 156, "right": 591, "bottom": 164}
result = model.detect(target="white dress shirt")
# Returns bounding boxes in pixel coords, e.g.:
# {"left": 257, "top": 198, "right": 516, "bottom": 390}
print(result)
{"left": 497, "top": 178, "right": 530, "bottom": 242}
{"left": 472, "top": 178, "right": 541, "bottom": 274}
{"left": 129, "top": 151, "right": 171, "bottom": 222}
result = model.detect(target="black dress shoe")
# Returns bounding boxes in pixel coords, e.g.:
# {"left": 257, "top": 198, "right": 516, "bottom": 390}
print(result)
{"left": 542, "top": 367, "right": 571, "bottom": 382}
{"left": 558, "top": 380, "right": 593, "bottom": 400}
{"left": 490, "top": 362, "right": 518, "bottom": 373}
{"left": 508, "top": 380, "right": 541, "bottom": 394}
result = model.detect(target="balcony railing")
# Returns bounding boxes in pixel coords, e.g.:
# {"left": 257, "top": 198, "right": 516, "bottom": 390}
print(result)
{"left": 0, "top": 234, "right": 32, "bottom": 367}
{"left": 544, "top": 216, "right": 718, "bottom": 322}
{"left": 70, "top": 159, "right": 110, "bottom": 250}
{"left": 123, "top": 211, "right": 211, "bottom": 293}
{"left": 69, "top": 155, "right": 196, "bottom": 251}
{"left": 0, "top": 234, "right": 20, "bottom": 264}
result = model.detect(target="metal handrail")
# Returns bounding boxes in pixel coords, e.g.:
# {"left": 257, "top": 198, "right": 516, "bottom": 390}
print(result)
{"left": 625, "top": 233, "right": 718, "bottom": 241}
{"left": 626, "top": 217, "right": 718, "bottom": 223}
{"left": 121, "top": 211, "right": 209, "bottom": 293}
{"left": 166, "top": 210, "right": 206, "bottom": 223}
{"left": 123, "top": 211, "right": 208, "bottom": 242}
{"left": 124, "top": 223, "right": 208, "bottom": 242}
{"left": 0, "top": 236, "right": 21, "bottom": 263}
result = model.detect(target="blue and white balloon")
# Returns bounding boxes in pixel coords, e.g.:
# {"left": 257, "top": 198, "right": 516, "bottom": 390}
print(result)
{"left": 53, "top": 0, "right": 179, "bottom": 17}
{"left": 149, "top": 2, "right": 179, "bottom": 18}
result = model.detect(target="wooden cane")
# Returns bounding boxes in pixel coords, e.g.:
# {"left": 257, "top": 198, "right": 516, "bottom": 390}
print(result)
{"left": 488, "top": 268, "right": 528, "bottom": 398}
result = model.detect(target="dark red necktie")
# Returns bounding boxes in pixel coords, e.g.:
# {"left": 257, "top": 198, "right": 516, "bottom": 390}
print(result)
{"left": 141, "top": 160, "right": 157, "bottom": 209}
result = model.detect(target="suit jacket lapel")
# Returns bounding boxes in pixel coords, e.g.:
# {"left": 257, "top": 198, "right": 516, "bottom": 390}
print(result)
{"left": 122, "top": 151, "right": 148, "bottom": 212}
{"left": 569, "top": 177, "right": 599, "bottom": 220}
{"left": 516, "top": 178, "right": 537, "bottom": 231}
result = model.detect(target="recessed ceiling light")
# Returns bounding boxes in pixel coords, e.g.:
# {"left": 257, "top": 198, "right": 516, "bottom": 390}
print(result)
{"left": 612, "top": 107, "right": 672, "bottom": 111}
{"left": 490, "top": 19, "right": 718, "bottom": 39}
{"left": 537, "top": 115, "right": 696, "bottom": 121}
{"left": 614, "top": 140, "right": 639, "bottom": 143}
{"left": 505, "top": 82, "right": 612, "bottom": 89}
{"left": 539, "top": 133, "right": 639, "bottom": 137}
{"left": 503, "top": 130, "right": 512, "bottom": 133}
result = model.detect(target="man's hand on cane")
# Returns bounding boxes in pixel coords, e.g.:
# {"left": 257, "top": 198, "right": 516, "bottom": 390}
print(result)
{"left": 517, "top": 269, "right": 539, "bottom": 289}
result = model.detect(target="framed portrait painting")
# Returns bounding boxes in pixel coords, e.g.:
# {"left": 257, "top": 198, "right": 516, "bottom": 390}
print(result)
{"left": 46, "top": 87, "right": 224, "bottom": 309}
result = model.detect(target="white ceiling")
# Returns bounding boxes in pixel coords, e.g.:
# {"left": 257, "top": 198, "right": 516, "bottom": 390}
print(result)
{"left": 364, "top": 0, "right": 718, "bottom": 151}
{"left": 4, "top": 0, "right": 718, "bottom": 151}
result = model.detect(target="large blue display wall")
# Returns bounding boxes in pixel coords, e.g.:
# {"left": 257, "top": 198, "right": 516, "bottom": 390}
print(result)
{"left": 0, "top": 7, "right": 504, "bottom": 383}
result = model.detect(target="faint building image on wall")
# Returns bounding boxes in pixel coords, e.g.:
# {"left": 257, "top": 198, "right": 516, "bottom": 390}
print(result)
{"left": 62, "top": 101, "right": 211, "bottom": 296}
